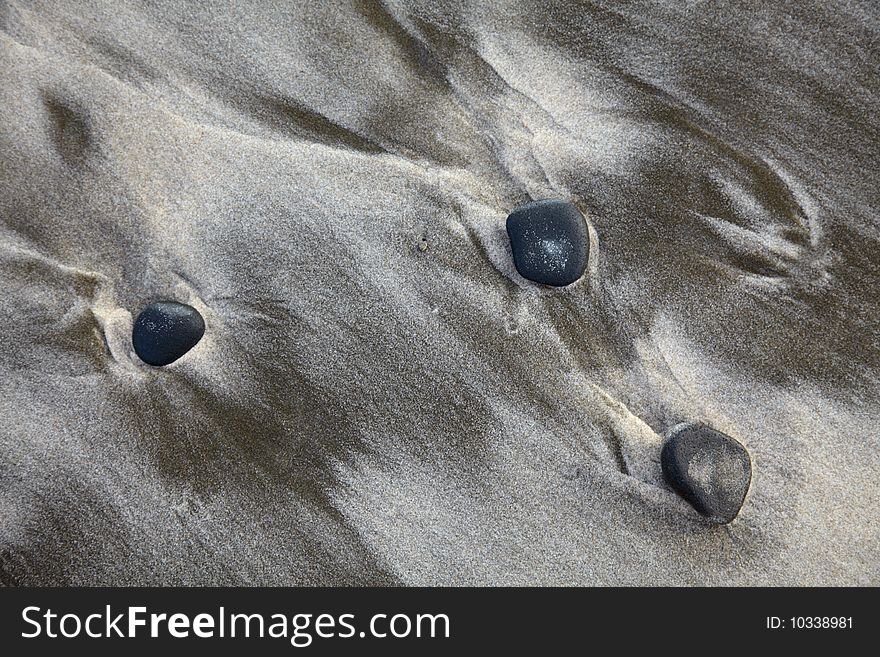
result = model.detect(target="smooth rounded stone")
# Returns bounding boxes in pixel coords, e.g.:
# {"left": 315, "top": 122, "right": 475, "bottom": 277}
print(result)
{"left": 661, "top": 423, "right": 752, "bottom": 524}
{"left": 132, "top": 301, "right": 205, "bottom": 366}
{"left": 505, "top": 199, "right": 589, "bottom": 287}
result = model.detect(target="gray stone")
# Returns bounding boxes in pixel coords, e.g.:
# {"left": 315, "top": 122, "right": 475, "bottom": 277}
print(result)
{"left": 661, "top": 422, "right": 752, "bottom": 523}
{"left": 505, "top": 200, "right": 589, "bottom": 286}
{"left": 132, "top": 301, "right": 205, "bottom": 366}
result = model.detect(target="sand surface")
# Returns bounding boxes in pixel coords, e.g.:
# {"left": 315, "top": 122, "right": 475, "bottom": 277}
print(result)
{"left": 1, "top": 0, "right": 878, "bottom": 585}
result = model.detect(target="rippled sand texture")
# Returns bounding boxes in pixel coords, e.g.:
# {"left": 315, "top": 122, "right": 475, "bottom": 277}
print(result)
{"left": 1, "top": 1, "right": 878, "bottom": 585}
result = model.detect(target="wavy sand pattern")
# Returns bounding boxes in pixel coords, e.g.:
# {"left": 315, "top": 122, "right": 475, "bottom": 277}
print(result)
{"left": 0, "top": 1, "right": 878, "bottom": 584}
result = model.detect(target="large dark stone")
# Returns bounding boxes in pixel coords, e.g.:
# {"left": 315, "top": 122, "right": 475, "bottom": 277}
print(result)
{"left": 505, "top": 200, "right": 589, "bottom": 286}
{"left": 661, "top": 423, "right": 752, "bottom": 524}
{"left": 132, "top": 301, "right": 205, "bottom": 366}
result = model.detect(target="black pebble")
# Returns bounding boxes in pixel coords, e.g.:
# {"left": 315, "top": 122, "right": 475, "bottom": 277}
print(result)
{"left": 661, "top": 423, "right": 752, "bottom": 524}
{"left": 505, "top": 199, "right": 589, "bottom": 286}
{"left": 132, "top": 301, "right": 205, "bottom": 366}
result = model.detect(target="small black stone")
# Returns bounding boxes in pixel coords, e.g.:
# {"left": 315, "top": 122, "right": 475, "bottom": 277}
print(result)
{"left": 132, "top": 301, "right": 205, "bottom": 366}
{"left": 661, "top": 423, "right": 752, "bottom": 524}
{"left": 505, "top": 199, "right": 589, "bottom": 286}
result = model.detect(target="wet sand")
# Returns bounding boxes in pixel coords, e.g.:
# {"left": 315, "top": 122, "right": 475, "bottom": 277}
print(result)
{"left": 0, "top": 0, "right": 878, "bottom": 585}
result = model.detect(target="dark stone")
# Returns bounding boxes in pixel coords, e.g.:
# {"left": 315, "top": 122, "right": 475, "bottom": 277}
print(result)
{"left": 505, "top": 199, "right": 589, "bottom": 286}
{"left": 132, "top": 301, "right": 205, "bottom": 366}
{"left": 661, "top": 423, "right": 752, "bottom": 524}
